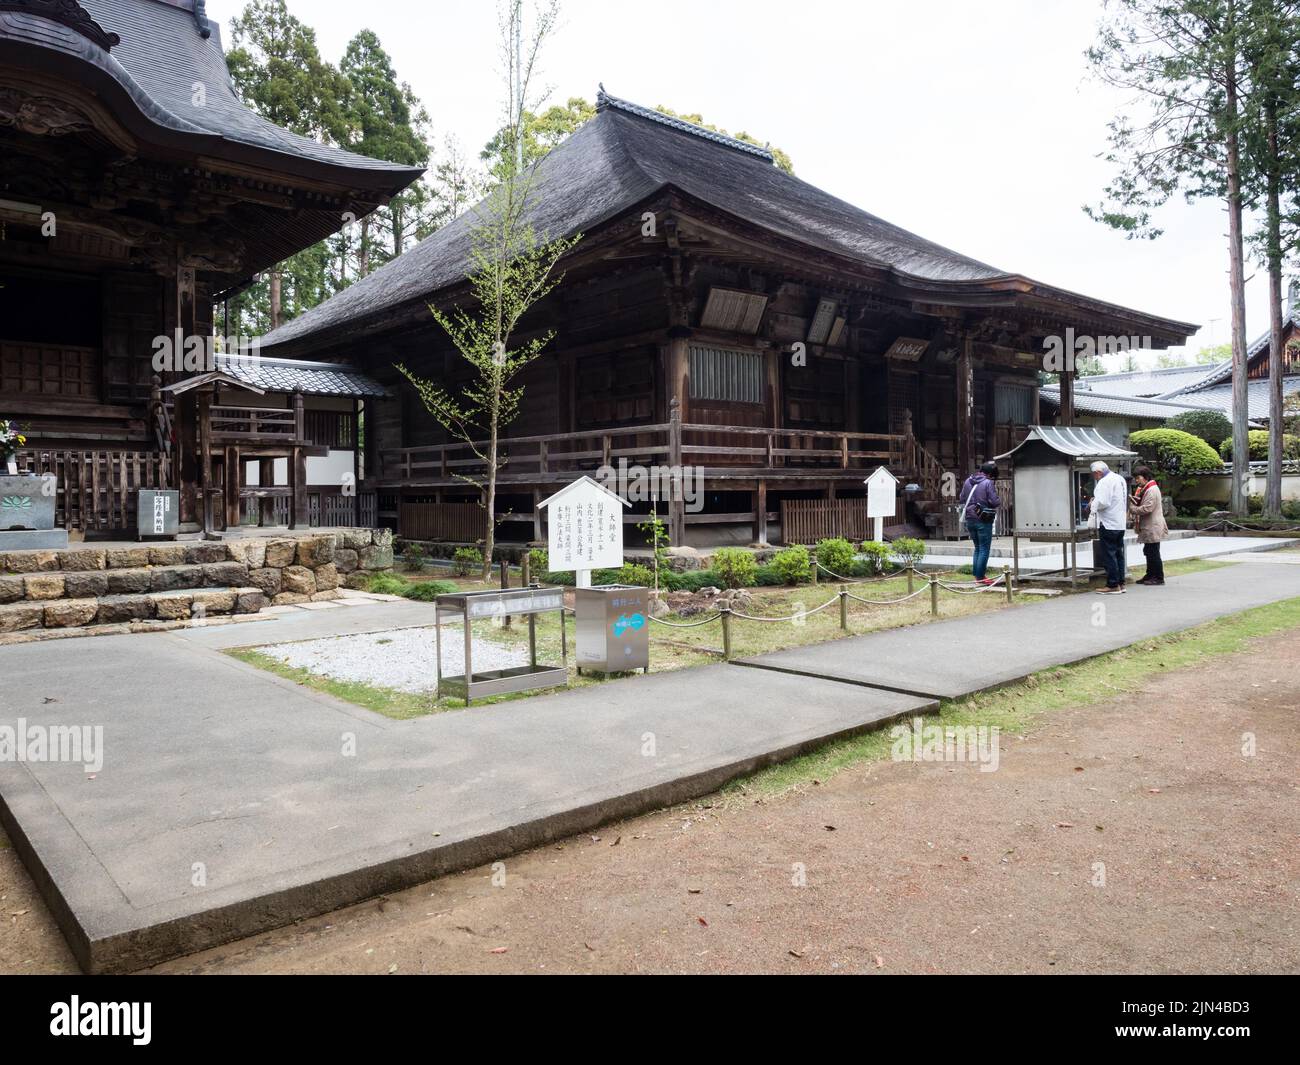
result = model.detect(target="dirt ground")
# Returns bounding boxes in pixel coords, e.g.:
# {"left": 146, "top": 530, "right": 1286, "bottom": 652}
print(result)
{"left": 2, "top": 631, "right": 1297, "bottom": 975}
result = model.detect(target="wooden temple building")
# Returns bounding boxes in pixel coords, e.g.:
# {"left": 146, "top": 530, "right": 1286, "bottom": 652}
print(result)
{"left": 2, "top": 0, "right": 1196, "bottom": 546}
{"left": 261, "top": 90, "right": 1196, "bottom": 546}
{"left": 0, "top": 0, "right": 418, "bottom": 536}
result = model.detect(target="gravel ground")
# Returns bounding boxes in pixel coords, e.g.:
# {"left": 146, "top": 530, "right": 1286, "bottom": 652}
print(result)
{"left": 259, "top": 626, "right": 529, "bottom": 693}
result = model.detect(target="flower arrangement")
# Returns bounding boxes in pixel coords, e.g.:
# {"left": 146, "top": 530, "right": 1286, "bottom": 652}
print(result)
{"left": 1, "top": 419, "right": 27, "bottom": 471}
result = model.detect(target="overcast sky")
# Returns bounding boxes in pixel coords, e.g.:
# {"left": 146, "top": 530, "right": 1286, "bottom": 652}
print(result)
{"left": 207, "top": 0, "right": 1289, "bottom": 366}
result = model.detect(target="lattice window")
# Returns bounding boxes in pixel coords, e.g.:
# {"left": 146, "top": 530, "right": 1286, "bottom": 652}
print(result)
{"left": 688, "top": 346, "right": 763, "bottom": 405}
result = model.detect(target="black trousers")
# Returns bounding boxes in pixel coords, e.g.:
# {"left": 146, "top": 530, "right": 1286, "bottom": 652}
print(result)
{"left": 1143, "top": 542, "right": 1164, "bottom": 582}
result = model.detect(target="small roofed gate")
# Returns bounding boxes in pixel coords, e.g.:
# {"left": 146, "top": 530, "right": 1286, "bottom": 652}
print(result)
{"left": 780, "top": 499, "right": 872, "bottom": 545}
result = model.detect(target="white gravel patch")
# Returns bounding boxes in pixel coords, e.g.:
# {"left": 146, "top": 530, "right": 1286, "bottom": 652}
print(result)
{"left": 259, "top": 626, "right": 529, "bottom": 694}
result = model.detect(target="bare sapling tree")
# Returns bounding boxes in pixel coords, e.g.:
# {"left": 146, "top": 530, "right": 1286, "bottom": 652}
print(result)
{"left": 398, "top": 0, "right": 578, "bottom": 578}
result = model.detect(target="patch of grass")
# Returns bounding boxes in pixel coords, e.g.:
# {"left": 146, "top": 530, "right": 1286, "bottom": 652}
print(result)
{"left": 1161, "top": 558, "right": 1230, "bottom": 577}
{"left": 721, "top": 595, "right": 1300, "bottom": 801}
{"left": 228, "top": 649, "right": 445, "bottom": 721}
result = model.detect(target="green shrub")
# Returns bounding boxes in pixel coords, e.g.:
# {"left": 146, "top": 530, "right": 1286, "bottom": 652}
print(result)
{"left": 1283, "top": 501, "right": 1300, "bottom": 521}
{"left": 402, "top": 580, "right": 456, "bottom": 602}
{"left": 1166, "top": 409, "right": 1233, "bottom": 450}
{"left": 815, "top": 538, "right": 855, "bottom": 577}
{"left": 402, "top": 543, "right": 427, "bottom": 573}
{"left": 452, "top": 546, "right": 483, "bottom": 576}
{"left": 616, "top": 562, "right": 655, "bottom": 587}
{"left": 664, "top": 568, "right": 723, "bottom": 592}
{"left": 858, "top": 540, "right": 893, "bottom": 575}
{"left": 710, "top": 547, "right": 759, "bottom": 589}
{"left": 1219, "top": 429, "right": 1300, "bottom": 461}
{"left": 754, "top": 563, "right": 786, "bottom": 586}
{"left": 368, "top": 573, "right": 412, "bottom": 596}
{"left": 1129, "top": 428, "right": 1224, "bottom": 475}
{"left": 770, "top": 545, "right": 812, "bottom": 585}
{"left": 889, "top": 537, "right": 927, "bottom": 570}
{"left": 528, "top": 547, "right": 549, "bottom": 575}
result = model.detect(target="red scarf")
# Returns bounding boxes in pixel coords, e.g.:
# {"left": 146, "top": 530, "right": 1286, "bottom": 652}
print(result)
{"left": 1134, "top": 479, "right": 1158, "bottom": 502}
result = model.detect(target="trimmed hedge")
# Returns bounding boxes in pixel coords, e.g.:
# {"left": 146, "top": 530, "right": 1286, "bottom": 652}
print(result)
{"left": 1129, "top": 428, "right": 1224, "bottom": 473}
{"left": 1165, "top": 409, "right": 1232, "bottom": 450}
{"left": 1219, "top": 429, "right": 1300, "bottom": 461}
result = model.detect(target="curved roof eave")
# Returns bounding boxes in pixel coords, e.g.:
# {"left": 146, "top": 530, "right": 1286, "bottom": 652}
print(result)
{"left": 0, "top": 14, "right": 423, "bottom": 195}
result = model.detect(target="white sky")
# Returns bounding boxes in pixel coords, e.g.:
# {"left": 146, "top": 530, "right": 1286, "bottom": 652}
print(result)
{"left": 207, "top": 0, "right": 1288, "bottom": 366}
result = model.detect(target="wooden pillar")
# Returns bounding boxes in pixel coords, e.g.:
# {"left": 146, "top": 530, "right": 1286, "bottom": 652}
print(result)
{"left": 291, "top": 447, "right": 308, "bottom": 529}
{"left": 352, "top": 398, "right": 362, "bottom": 526}
{"left": 196, "top": 389, "right": 215, "bottom": 539}
{"left": 668, "top": 397, "right": 685, "bottom": 546}
{"left": 753, "top": 479, "right": 768, "bottom": 546}
{"left": 1058, "top": 369, "right": 1075, "bottom": 427}
{"left": 163, "top": 255, "right": 199, "bottom": 523}
{"left": 956, "top": 334, "right": 975, "bottom": 475}
{"left": 224, "top": 445, "right": 241, "bottom": 530}
{"left": 258, "top": 458, "right": 275, "bottom": 526}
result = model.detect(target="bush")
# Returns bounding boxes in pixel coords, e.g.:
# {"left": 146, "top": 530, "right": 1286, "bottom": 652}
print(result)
{"left": 815, "top": 538, "right": 855, "bottom": 577}
{"left": 1129, "top": 428, "right": 1224, "bottom": 475}
{"left": 528, "top": 547, "right": 549, "bottom": 575}
{"left": 401, "top": 543, "right": 427, "bottom": 573}
{"left": 368, "top": 573, "right": 411, "bottom": 596}
{"left": 858, "top": 540, "right": 893, "bottom": 575}
{"left": 1166, "top": 409, "right": 1233, "bottom": 450}
{"left": 709, "top": 548, "right": 759, "bottom": 589}
{"left": 664, "top": 568, "right": 723, "bottom": 592}
{"left": 402, "top": 580, "right": 456, "bottom": 602}
{"left": 1219, "top": 429, "right": 1300, "bottom": 462}
{"left": 615, "top": 562, "right": 655, "bottom": 587}
{"left": 754, "top": 563, "right": 786, "bottom": 586}
{"left": 770, "top": 545, "right": 812, "bottom": 585}
{"left": 889, "top": 537, "right": 927, "bottom": 570}
{"left": 452, "top": 546, "right": 483, "bottom": 576}
{"left": 1284, "top": 501, "right": 1300, "bottom": 521}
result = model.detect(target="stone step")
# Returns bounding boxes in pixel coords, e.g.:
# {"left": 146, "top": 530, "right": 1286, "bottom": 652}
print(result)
{"left": 0, "top": 585, "right": 344, "bottom": 633}
{"left": 3, "top": 561, "right": 253, "bottom": 602}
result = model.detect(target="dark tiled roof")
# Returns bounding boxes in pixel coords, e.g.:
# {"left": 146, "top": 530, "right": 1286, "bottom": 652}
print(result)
{"left": 1074, "top": 362, "right": 1226, "bottom": 398}
{"left": 215, "top": 354, "right": 390, "bottom": 398}
{"left": 262, "top": 92, "right": 1195, "bottom": 352}
{"left": 1039, "top": 387, "right": 1204, "bottom": 421}
{"left": 1171, "top": 315, "right": 1298, "bottom": 392}
{"left": 4, "top": 0, "right": 421, "bottom": 187}
{"left": 1158, "top": 376, "right": 1300, "bottom": 422}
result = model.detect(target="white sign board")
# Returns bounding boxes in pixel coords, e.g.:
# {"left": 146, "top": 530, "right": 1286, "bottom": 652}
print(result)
{"left": 866, "top": 467, "right": 898, "bottom": 520}
{"left": 539, "top": 477, "right": 629, "bottom": 578}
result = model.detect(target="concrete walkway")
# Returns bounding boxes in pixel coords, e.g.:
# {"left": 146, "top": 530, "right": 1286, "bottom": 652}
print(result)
{"left": 739, "top": 556, "right": 1300, "bottom": 698}
{"left": 2, "top": 557, "right": 1299, "bottom": 973}
{"left": 921, "top": 533, "right": 1296, "bottom": 571}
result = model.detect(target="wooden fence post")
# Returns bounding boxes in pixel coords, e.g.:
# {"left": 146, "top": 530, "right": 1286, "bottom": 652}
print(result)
{"left": 720, "top": 609, "right": 732, "bottom": 661}
{"left": 930, "top": 579, "right": 939, "bottom": 617}
{"left": 839, "top": 588, "right": 848, "bottom": 630}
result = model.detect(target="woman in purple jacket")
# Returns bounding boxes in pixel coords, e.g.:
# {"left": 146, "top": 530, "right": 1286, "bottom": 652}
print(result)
{"left": 959, "top": 461, "right": 1002, "bottom": 585}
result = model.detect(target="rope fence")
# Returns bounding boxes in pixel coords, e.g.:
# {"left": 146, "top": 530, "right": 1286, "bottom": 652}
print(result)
{"left": 644, "top": 565, "right": 1016, "bottom": 660}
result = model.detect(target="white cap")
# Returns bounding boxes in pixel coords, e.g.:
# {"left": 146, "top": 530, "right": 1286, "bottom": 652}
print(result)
{"left": 1090, "top": 461, "right": 1109, "bottom": 474}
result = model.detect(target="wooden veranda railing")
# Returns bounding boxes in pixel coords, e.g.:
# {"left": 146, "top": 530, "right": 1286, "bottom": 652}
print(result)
{"left": 380, "top": 418, "right": 905, "bottom": 487}
{"left": 14, "top": 448, "right": 171, "bottom": 533}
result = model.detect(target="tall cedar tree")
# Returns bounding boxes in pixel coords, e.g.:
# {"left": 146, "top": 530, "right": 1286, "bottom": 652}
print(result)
{"left": 1087, "top": 0, "right": 1254, "bottom": 513}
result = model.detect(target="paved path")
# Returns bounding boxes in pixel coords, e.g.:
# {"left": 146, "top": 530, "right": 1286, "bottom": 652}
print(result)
{"left": 3, "top": 557, "right": 1299, "bottom": 973}
{"left": 921, "top": 534, "right": 1296, "bottom": 571}
{"left": 738, "top": 557, "right": 1300, "bottom": 698}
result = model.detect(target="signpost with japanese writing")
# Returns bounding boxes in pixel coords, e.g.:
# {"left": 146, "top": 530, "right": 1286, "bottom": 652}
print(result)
{"left": 537, "top": 476, "right": 630, "bottom": 587}
{"left": 865, "top": 467, "right": 898, "bottom": 543}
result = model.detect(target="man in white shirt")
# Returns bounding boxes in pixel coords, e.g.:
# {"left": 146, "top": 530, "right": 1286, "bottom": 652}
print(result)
{"left": 1090, "top": 461, "right": 1129, "bottom": 593}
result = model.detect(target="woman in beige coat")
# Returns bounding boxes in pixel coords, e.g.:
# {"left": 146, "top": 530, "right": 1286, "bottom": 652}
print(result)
{"left": 1128, "top": 465, "right": 1169, "bottom": 586}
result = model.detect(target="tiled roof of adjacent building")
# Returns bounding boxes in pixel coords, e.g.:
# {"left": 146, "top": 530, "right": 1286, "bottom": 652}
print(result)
{"left": 1039, "top": 386, "right": 1205, "bottom": 421}
{"left": 1072, "top": 362, "right": 1227, "bottom": 398}
{"left": 215, "top": 354, "right": 390, "bottom": 398}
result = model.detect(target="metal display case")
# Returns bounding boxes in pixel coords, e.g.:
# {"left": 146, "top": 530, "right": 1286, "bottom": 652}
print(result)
{"left": 574, "top": 584, "right": 650, "bottom": 676}
{"left": 995, "top": 426, "right": 1138, "bottom": 585}
{"left": 435, "top": 586, "right": 568, "bottom": 706}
